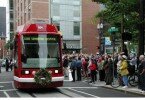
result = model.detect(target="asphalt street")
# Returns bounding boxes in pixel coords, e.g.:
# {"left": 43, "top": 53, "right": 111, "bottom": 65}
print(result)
{"left": 0, "top": 67, "right": 144, "bottom": 98}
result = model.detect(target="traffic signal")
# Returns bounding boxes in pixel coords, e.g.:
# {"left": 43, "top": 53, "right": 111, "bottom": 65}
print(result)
{"left": 91, "top": 0, "right": 98, "bottom": 2}
{"left": 122, "top": 32, "right": 132, "bottom": 41}
{"left": 111, "top": 0, "right": 119, "bottom": 3}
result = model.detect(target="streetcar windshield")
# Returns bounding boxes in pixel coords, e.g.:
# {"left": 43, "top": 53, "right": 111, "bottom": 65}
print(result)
{"left": 21, "top": 34, "right": 60, "bottom": 68}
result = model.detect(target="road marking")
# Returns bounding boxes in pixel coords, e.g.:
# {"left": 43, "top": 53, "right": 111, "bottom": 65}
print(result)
{"left": 12, "top": 81, "right": 15, "bottom": 89}
{"left": 0, "top": 89, "right": 17, "bottom": 92}
{"left": 4, "top": 91, "right": 10, "bottom": 97}
{"left": 0, "top": 81, "right": 13, "bottom": 83}
{"left": 59, "top": 87, "right": 98, "bottom": 89}
{"left": 63, "top": 80, "right": 71, "bottom": 82}
{"left": 68, "top": 88, "right": 100, "bottom": 98}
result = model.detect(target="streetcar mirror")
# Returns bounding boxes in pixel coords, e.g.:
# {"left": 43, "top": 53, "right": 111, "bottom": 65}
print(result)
{"left": 21, "top": 54, "right": 27, "bottom": 63}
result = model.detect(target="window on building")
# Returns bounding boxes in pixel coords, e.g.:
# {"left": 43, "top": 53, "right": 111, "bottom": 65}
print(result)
{"left": 28, "top": 8, "right": 31, "bottom": 20}
{"left": 10, "top": 22, "right": 14, "bottom": 31}
{"left": 10, "top": 0, "right": 13, "bottom": 9}
{"left": 73, "top": 22, "right": 80, "bottom": 35}
{"left": 21, "top": 2, "right": 22, "bottom": 12}
{"left": 73, "top": 6, "right": 80, "bottom": 17}
{"left": 10, "top": 12, "right": 13, "bottom": 20}
{"left": 52, "top": 4, "right": 60, "bottom": 16}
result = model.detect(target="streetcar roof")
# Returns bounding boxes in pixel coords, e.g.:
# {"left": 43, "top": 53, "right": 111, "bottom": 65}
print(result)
{"left": 16, "top": 23, "right": 58, "bottom": 34}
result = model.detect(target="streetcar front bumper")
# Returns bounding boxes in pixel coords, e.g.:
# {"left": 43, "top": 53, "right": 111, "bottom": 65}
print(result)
{"left": 14, "top": 76, "right": 64, "bottom": 82}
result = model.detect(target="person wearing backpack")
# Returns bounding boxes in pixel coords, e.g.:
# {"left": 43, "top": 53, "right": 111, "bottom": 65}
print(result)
{"left": 88, "top": 58, "right": 97, "bottom": 84}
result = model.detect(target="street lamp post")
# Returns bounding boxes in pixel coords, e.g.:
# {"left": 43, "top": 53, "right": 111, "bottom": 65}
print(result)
{"left": 108, "top": 27, "right": 118, "bottom": 85}
{"left": 97, "top": 23, "right": 104, "bottom": 55}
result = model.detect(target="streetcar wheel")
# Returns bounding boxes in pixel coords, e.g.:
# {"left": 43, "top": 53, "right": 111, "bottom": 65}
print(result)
{"left": 129, "top": 75, "right": 138, "bottom": 87}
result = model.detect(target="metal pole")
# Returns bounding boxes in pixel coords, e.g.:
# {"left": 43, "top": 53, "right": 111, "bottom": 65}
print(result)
{"left": 99, "top": 29, "right": 101, "bottom": 54}
{"left": 138, "top": 0, "right": 144, "bottom": 56}
{"left": 112, "top": 32, "right": 115, "bottom": 82}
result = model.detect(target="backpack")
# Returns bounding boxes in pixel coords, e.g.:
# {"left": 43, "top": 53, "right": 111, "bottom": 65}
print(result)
{"left": 92, "top": 59, "right": 98, "bottom": 70}
{"left": 70, "top": 60, "right": 77, "bottom": 70}
{"left": 127, "top": 60, "right": 135, "bottom": 75}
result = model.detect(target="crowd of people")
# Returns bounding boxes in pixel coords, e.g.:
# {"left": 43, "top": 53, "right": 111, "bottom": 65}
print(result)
{"left": 62, "top": 52, "right": 145, "bottom": 93}
{"left": 0, "top": 58, "right": 13, "bottom": 72}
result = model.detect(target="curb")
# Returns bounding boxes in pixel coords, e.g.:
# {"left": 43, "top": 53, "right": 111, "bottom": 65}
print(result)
{"left": 102, "top": 85, "right": 145, "bottom": 96}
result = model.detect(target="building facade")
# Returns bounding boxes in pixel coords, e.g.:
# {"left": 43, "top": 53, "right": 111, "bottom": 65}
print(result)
{"left": 82, "top": 0, "right": 100, "bottom": 54}
{"left": 0, "top": 7, "right": 6, "bottom": 59}
{"left": 51, "top": 0, "right": 82, "bottom": 53}
{"left": 13, "top": 0, "right": 100, "bottom": 54}
{"left": 9, "top": 0, "right": 14, "bottom": 40}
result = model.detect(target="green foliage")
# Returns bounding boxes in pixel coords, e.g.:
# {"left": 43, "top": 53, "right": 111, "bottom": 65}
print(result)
{"left": 4, "top": 40, "right": 10, "bottom": 50}
{"left": 96, "top": 0, "right": 140, "bottom": 43}
{"left": 34, "top": 68, "right": 52, "bottom": 86}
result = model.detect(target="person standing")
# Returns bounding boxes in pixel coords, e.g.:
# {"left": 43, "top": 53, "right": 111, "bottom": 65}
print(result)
{"left": 70, "top": 56, "right": 77, "bottom": 82}
{"left": 103, "top": 56, "right": 113, "bottom": 85}
{"left": 76, "top": 57, "right": 82, "bottom": 81}
{"left": 138, "top": 55, "right": 145, "bottom": 93}
{"left": 88, "top": 58, "right": 97, "bottom": 83}
{"left": 5, "top": 58, "right": 9, "bottom": 72}
{"left": 63, "top": 55, "right": 69, "bottom": 77}
{"left": 98, "top": 56, "right": 105, "bottom": 81}
{"left": 120, "top": 55, "right": 129, "bottom": 88}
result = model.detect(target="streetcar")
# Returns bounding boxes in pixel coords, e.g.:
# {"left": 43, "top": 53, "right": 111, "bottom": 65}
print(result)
{"left": 13, "top": 23, "right": 64, "bottom": 89}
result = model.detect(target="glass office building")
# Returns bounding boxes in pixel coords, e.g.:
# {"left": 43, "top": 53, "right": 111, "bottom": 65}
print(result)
{"left": 51, "top": 0, "right": 82, "bottom": 52}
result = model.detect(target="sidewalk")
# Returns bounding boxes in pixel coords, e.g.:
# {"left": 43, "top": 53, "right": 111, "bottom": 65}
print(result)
{"left": 91, "top": 81, "right": 145, "bottom": 96}
{"left": 0, "top": 67, "right": 6, "bottom": 73}
{"left": 67, "top": 69, "right": 145, "bottom": 96}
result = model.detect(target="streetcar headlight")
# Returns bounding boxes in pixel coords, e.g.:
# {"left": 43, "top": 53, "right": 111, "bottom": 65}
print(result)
{"left": 55, "top": 70, "right": 58, "bottom": 73}
{"left": 25, "top": 71, "right": 30, "bottom": 74}
{"left": 22, "top": 70, "right": 30, "bottom": 75}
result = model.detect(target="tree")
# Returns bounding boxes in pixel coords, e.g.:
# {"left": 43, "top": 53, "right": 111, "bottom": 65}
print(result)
{"left": 95, "top": 0, "right": 141, "bottom": 53}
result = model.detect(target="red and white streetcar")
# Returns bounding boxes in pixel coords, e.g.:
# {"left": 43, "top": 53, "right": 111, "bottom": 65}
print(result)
{"left": 13, "top": 23, "right": 64, "bottom": 89}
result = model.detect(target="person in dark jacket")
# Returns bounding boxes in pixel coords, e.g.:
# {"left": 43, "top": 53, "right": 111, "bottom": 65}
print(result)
{"left": 138, "top": 55, "right": 145, "bottom": 93}
{"left": 103, "top": 57, "right": 113, "bottom": 85}
{"left": 63, "top": 55, "right": 69, "bottom": 77}
{"left": 70, "top": 56, "right": 77, "bottom": 82}
{"left": 5, "top": 58, "right": 9, "bottom": 72}
{"left": 76, "top": 57, "right": 82, "bottom": 81}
